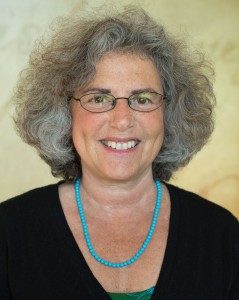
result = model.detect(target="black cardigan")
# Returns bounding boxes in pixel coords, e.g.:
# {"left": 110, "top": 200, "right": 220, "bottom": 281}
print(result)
{"left": 0, "top": 182, "right": 238, "bottom": 300}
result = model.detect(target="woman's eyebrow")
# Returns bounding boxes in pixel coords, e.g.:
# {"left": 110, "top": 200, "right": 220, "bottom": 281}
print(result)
{"left": 131, "top": 88, "right": 159, "bottom": 94}
{"left": 80, "top": 87, "right": 111, "bottom": 94}
{"left": 80, "top": 87, "right": 159, "bottom": 95}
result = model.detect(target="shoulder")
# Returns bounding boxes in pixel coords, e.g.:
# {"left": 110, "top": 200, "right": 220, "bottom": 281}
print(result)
{"left": 166, "top": 182, "right": 239, "bottom": 240}
{"left": 0, "top": 182, "right": 62, "bottom": 226}
{"left": 166, "top": 182, "right": 238, "bottom": 220}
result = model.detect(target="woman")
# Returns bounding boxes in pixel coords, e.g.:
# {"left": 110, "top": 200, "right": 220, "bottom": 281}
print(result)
{"left": 0, "top": 7, "right": 238, "bottom": 300}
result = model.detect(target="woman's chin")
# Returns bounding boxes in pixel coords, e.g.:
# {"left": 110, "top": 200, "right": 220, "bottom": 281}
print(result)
{"left": 99, "top": 170, "right": 137, "bottom": 183}
{"left": 95, "top": 165, "right": 151, "bottom": 184}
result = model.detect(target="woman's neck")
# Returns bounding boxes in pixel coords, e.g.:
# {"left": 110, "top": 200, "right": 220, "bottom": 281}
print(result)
{"left": 79, "top": 170, "right": 157, "bottom": 220}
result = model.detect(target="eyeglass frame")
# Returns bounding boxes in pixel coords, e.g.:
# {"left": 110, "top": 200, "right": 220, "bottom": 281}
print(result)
{"left": 69, "top": 91, "right": 166, "bottom": 113}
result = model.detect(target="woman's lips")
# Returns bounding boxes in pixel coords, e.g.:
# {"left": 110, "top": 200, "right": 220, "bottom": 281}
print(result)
{"left": 100, "top": 138, "right": 140, "bottom": 152}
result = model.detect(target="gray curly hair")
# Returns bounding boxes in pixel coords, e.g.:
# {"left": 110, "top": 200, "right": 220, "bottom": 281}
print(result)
{"left": 13, "top": 7, "right": 215, "bottom": 181}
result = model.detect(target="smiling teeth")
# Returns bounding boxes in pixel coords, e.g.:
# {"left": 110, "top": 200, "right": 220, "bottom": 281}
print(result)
{"left": 105, "top": 140, "right": 137, "bottom": 150}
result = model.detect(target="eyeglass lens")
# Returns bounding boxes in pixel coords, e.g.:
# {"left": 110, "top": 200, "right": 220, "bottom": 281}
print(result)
{"left": 78, "top": 92, "right": 163, "bottom": 112}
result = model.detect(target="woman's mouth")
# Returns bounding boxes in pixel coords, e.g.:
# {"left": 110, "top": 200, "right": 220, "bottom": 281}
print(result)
{"left": 100, "top": 139, "right": 140, "bottom": 150}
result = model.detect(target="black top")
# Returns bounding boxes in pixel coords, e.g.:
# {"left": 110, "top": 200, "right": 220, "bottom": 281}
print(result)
{"left": 0, "top": 182, "right": 238, "bottom": 300}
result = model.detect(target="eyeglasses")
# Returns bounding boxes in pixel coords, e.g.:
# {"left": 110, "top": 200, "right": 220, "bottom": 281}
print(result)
{"left": 71, "top": 91, "right": 165, "bottom": 113}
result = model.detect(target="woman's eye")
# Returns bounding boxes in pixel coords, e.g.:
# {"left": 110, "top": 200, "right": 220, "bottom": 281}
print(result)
{"left": 94, "top": 96, "right": 105, "bottom": 103}
{"left": 137, "top": 97, "right": 151, "bottom": 104}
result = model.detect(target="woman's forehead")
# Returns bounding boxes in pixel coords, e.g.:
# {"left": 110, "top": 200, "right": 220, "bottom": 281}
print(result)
{"left": 79, "top": 52, "right": 163, "bottom": 94}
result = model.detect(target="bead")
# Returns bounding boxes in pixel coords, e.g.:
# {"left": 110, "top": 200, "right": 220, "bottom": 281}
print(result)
{"left": 135, "top": 253, "right": 140, "bottom": 259}
{"left": 138, "top": 246, "right": 143, "bottom": 253}
{"left": 74, "top": 178, "right": 162, "bottom": 268}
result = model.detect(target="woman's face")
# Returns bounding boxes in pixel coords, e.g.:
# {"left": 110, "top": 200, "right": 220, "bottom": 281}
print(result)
{"left": 71, "top": 52, "right": 164, "bottom": 183}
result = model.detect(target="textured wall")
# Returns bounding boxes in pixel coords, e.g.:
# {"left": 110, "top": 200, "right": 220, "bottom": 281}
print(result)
{"left": 0, "top": 0, "right": 238, "bottom": 217}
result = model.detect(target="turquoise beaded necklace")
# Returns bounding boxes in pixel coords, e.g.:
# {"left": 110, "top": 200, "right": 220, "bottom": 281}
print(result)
{"left": 74, "top": 178, "right": 162, "bottom": 268}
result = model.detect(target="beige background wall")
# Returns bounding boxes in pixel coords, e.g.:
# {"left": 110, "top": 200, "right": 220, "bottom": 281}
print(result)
{"left": 0, "top": 0, "right": 238, "bottom": 217}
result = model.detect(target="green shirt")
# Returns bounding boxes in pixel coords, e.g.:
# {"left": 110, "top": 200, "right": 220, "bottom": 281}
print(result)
{"left": 108, "top": 286, "right": 154, "bottom": 300}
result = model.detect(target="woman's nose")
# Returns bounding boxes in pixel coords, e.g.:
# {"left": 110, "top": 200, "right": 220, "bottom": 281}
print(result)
{"left": 109, "top": 98, "right": 134, "bottom": 131}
